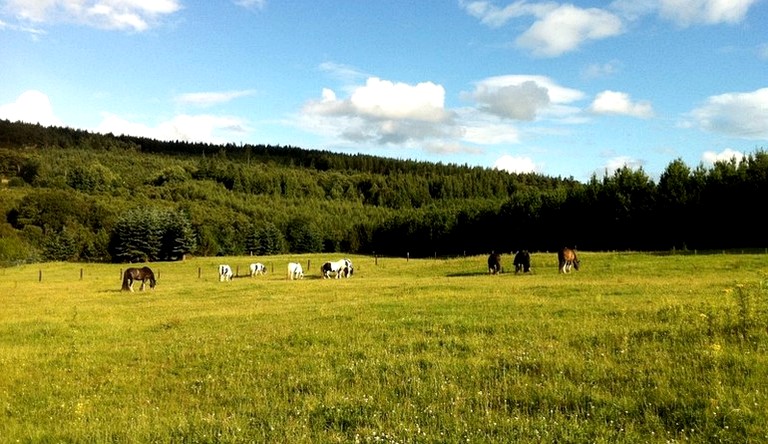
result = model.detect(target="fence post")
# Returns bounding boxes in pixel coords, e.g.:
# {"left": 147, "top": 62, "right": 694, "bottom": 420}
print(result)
{"left": 407, "top": 252, "right": 409, "bottom": 262}
{"left": 39, "top": 270, "right": 42, "bottom": 282}
{"left": 198, "top": 267, "right": 201, "bottom": 278}
{"left": 80, "top": 268, "right": 83, "bottom": 280}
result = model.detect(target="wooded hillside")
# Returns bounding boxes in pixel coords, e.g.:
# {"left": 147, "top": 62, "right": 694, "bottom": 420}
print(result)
{"left": 1, "top": 119, "right": 766, "bottom": 264}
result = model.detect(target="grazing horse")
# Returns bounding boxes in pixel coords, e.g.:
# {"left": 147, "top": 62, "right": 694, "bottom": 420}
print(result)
{"left": 288, "top": 262, "right": 304, "bottom": 280}
{"left": 219, "top": 264, "right": 234, "bottom": 282}
{"left": 488, "top": 252, "right": 502, "bottom": 275}
{"left": 514, "top": 250, "right": 531, "bottom": 273}
{"left": 321, "top": 259, "right": 350, "bottom": 279}
{"left": 249, "top": 262, "right": 267, "bottom": 276}
{"left": 343, "top": 258, "right": 354, "bottom": 277}
{"left": 121, "top": 266, "right": 156, "bottom": 292}
{"left": 558, "top": 247, "right": 580, "bottom": 273}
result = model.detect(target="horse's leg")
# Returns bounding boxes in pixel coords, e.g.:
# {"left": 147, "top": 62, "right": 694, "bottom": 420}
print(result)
{"left": 140, "top": 279, "right": 146, "bottom": 291}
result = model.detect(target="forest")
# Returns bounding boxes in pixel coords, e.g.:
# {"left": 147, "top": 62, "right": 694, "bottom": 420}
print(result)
{"left": 0, "top": 119, "right": 766, "bottom": 265}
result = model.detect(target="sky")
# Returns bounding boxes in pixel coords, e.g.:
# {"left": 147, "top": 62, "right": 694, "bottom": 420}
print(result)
{"left": 1, "top": 0, "right": 767, "bottom": 183}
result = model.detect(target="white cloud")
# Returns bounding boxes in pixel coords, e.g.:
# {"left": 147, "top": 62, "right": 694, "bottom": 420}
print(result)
{"left": 301, "top": 77, "right": 456, "bottom": 146}
{"left": 658, "top": 0, "right": 756, "bottom": 25}
{"left": 3, "top": 0, "right": 181, "bottom": 31}
{"left": 494, "top": 154, "right": 539, "bottom": 174}
{"left": 175, "top": 90, "right": 256, "bottom": 107}
{"left": 689, "top": 88, "right": 768, "bottom": 139}
{"left": 459, "top": 0, "right": 557, "bottom": 28}
{"left": 0, "top": 90, "right": 62, "bottom": 126}
{"left": 467, "top": 75, "right": 584, "bottom": 121}
{"left": 590, "top": 90, "right": 654, "bottom": 118}
{"left": 97, "top": 113, "right": 247, "bottom": 144}
{"left": 516, "top": 5, "right": 624, "bottom": 57}
{"left": 349, "top": 78, "right": 449, "bottom": 122}
{"left": 462, "top": 1, "right": 623, "bottom": 57}
{"left": 701, "top": 148, "right": 745, "bottom": 165}
{"left": 600, "top": 156, "right": 646, "bottom": 175}
{"left": 611, "top": 0, "right": 758, "bottom": 26}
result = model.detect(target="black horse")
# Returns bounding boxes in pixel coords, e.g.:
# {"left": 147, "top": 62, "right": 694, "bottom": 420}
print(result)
{"left": 514, "top": 250, "right": 531, "bottom": 273}
{"left": 122, "top": 266, "right": 157, "bottom": 291}
{"left": 487, "top": 252, "right": 502, "bottom": 275}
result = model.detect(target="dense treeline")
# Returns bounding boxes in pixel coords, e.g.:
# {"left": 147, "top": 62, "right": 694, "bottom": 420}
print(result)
{"left": 0, "top": 119, "right": 766, "bottom": 264}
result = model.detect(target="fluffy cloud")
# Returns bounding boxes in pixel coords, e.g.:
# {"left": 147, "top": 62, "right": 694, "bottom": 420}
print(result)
{"left": 468, "top": 75, "right": 584, "bottom": 121}
{"left": 461, "top": 1, "right": 624, "bottom": 57}
{"left": 97, "top": 113, "right": 247, "bottom": 144}
{"left": 0, "top": 90, "right": 61, "bottom": 126}
{"left": 175, "top": 90, "right": 256, "bottom": 107}
{"left": 3, "top": 0, "right": 181, "bottom": 31}
{"left": 601, "top": 156, "right": 646, "bottom": 175}
{"left": 611, "top": 0, "right": 758, "bottom": 26}
{"left": 689, "top": 88, "right": 768, "bottom": 139}
{"left": 516, "top": 5, "right": 624, "bottom": 57}
{"left": 494, "top": 154, "right": 539, "bottom": 174}
{"left": 590, "top": 90, "right": 654, "bottom": 118}
{"left": 301, "top": 77, "right": 455, "bottom": 145}
{"left": 701, "top": 148, "right": 745, "bottom": 165}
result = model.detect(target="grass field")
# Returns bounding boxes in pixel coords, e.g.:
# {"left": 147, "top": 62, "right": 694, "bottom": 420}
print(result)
{"left": 1, "top": 252, "right": 767, "bottom": 443}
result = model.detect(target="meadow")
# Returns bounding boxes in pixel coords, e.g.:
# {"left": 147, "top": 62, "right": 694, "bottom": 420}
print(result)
{"left": 1, "top": 252, "right": 767, "bottom": 443}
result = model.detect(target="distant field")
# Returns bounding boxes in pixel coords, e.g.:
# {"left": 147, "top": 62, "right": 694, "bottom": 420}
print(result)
{"left": 1, "top": 252, "right": 767, "bottom": 443}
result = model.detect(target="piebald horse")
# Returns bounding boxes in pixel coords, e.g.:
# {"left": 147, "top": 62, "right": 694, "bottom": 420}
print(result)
{"left": 122, "top": 266, "right": 156, "bottom": 291}
{"left": 321, "top": 259, "right": 352, "bottom": 279}
{"left": 558, "top": 247, "right": 580, "bottom": 273}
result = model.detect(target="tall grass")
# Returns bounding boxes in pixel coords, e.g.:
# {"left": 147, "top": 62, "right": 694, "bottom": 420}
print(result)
{"left": 1, "top": 252, "right": 766, "bottom": 443}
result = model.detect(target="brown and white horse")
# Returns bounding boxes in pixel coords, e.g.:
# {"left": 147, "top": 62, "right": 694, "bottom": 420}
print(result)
{"left": 557, "top": 247, "right": 580, "bottom": 273}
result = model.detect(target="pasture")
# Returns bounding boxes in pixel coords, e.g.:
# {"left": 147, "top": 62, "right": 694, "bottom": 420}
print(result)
{"left": 1, "top": 252, "right": 767, "bottom": 443}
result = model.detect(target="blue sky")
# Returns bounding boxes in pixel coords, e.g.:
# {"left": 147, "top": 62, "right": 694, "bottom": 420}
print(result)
{"left": 1, "top": 0, "right": 766, "bottom": 182}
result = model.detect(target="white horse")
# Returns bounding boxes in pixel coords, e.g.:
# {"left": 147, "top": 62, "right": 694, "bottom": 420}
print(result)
{"left": 249, "top": 262, "right": 266, "bottom": 276}
{"left": 288, "top": 262, "right": 304, "bottom": 280}
{"left": 321, "top": 259, "right": 351, "bottom": 279}
{"left": 219, "top": 264, "right": 234, "bottom": 282}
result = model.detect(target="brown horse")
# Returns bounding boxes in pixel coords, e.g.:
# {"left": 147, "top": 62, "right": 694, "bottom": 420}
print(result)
{"left": 558, "top": 247, "right": 579, "bottom": 273}
{"left": 122, "top": 266, "right": 156, "bottom": 291}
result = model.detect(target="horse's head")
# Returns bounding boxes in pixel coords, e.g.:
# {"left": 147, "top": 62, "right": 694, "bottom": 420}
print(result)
{"left": 149, "top": 275, "right": 157, "bottom": 289}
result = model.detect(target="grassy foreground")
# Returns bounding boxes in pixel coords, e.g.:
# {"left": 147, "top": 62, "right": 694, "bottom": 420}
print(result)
{"left": 1, "top": 252, "right": 767, "bottom": 443}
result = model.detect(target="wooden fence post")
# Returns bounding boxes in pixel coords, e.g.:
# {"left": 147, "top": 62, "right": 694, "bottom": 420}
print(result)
{"left": 39, "top": 270, "right": 42, "bottom": 282}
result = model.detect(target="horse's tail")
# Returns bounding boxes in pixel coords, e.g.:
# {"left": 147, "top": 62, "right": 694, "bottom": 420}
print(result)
{"left": 121, "top": 271, "right": 131, "bottom": 291}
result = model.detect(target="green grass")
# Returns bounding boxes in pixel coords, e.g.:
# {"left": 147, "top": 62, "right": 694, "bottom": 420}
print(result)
{"left": 1, "top": 252, "right": 767, "bottom": 443}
